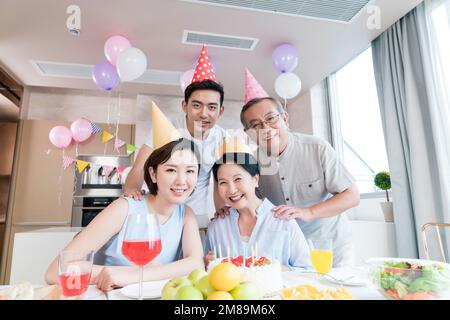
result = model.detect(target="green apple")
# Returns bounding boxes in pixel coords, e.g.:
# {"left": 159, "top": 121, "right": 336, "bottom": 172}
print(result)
{"left": 175, "top": 285, "right": 204, "bottom": 300}
{"left": 194, "top": 275, "right": 215, "bottom": 299}
{"left": 161, "top": 277, "right": 192, "bottom": 300}
{"left": 229, "top": 282, "right": 262, "bottom": 300}
{"left": 188, "top": 268, "right": 208, "bottom": 284}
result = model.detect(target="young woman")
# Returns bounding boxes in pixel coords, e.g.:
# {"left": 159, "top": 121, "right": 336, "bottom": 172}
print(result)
{"left": 206, "top": 152, "right": 311, "bottom": 269}
{"left": 45, "top": 138, "right": 204, "bottom": 292}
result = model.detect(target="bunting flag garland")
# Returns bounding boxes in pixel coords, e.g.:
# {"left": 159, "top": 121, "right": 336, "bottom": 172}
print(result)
{"left": 114, "top": 137, "right": 126, "bottom": 151}
{"left": 102, "top": 165, "right": 115, "bottom": 177}
{"left": 91, "top": 122, "right": 102, "bottom": 134}
{"left": 62, "top": 156, "right": 75, "bottom": 170}
{"left": 126, "top": 144, "right": 137, "bottom": 156}
{"left": 76, "top": 160, "right": 90, "bottom": 173}
{"left": 102, "top": 130, "right": 114, "bottom": 143}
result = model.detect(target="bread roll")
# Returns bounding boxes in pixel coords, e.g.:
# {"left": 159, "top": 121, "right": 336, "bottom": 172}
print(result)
{"left": 34, "top": 285, "right": 62, "bottom": 300}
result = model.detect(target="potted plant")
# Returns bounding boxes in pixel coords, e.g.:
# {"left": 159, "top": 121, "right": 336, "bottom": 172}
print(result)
{"left": 374, "top": 171, "right": 393, "bottom": 222}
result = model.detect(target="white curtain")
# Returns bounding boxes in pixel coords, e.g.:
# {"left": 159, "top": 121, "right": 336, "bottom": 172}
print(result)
{"left": 372, "top": 0, "right": 450, "bottom": 259}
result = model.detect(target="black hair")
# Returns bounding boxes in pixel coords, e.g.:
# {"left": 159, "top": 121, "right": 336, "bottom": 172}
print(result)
{"left": 143, "top": 138, "right": 200, "bottom": 195}
{"left": 212, "top": 152, "right": 263, "bottom": 199}
{"left": 184, "top": 79, "right": 225, "bottom": 107}
{"left": 240, "top": 97, "right": 285, "bottom": 129}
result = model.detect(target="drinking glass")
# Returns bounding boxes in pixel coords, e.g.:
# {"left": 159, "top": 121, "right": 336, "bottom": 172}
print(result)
{"left": 121, "top": 211, "right": 161, "bottom": 300}
{"left": 308, "top": 239, "right": 333, "bottom": 275}
{"left": 58, "top": 250, "right": 94, "bottom": 298}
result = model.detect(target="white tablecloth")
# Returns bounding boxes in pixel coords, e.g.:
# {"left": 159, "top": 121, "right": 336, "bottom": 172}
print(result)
{"left": 107, "top": 267, "right": 385, "bottom": 300}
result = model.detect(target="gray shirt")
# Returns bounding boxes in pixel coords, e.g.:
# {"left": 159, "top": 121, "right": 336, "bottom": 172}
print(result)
{"left": 258, "top": 132, "right": 356, "bottom": 266}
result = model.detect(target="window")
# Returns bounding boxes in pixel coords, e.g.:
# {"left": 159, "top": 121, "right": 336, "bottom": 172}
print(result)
{"left": 430, "top": 0, "right": 450, "bottom": 96}
{"left": 330, "top": 47, "right": 389, "bottom": 193}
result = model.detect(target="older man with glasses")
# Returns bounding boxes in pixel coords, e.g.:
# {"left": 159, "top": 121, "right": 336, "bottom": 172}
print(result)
{"left": 242, "top": 97, "right": 360, "bottom": 267}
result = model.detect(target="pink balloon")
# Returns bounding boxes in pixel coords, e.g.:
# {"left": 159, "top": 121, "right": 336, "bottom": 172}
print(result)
{"left": 70, "top": 118, "right": 93, "bottom": 143}
{"left": 49, "top": 126, "right": 72, "bottom": 149}
{"left": 180, "top": 69, "right": 195, "bottom": 92}
{"left": 104, "top": 35, "right": 131, "bottom": 66}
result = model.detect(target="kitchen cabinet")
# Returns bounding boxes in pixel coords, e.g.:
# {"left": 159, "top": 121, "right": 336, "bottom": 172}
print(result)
{"left": 0, "top": 119, "right": 134, "bottom": 283}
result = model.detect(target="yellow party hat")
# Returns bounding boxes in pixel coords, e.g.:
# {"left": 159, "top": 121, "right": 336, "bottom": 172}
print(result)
{"left": 216, "top": 136, "right": 254, "bottom": 159}
{"left": 151, "top": 101, "right": 183, "bottom": 149}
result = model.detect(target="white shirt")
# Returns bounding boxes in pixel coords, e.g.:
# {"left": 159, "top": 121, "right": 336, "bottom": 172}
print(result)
{"left": 145, "top": 115, "right": 228, "bottom": 217}
{"left": 206, "top": 198, "right": 311, "bottom": 268}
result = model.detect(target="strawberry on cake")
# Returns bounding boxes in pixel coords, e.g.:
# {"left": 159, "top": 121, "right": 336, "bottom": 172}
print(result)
{"left": 207, "top": 256, "right": 283, "bottom": 297}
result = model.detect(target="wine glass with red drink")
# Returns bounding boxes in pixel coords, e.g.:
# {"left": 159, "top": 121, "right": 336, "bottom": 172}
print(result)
{"left": 58, "top": 250, "right": 94, "bottom": 299}
{"left": 121, "top": 211, "right": 161, "bottom": 300}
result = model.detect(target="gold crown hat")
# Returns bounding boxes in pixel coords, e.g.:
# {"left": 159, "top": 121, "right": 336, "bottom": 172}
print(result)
{"left": 151, "top": 101, "right": 183, "bottom": 149}
{"left": 216, "top": 136, "right": 255, "bottom": 159}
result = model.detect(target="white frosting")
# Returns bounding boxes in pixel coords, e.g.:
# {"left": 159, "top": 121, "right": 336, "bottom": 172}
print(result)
{"left": 208, "top": 259, "right": 283, "bottom": 297}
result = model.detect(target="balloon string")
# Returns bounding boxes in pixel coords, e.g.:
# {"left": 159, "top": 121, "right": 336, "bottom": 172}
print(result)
{"left": 107, "top": 90, "right": 111, "bottom": 128}
{"left": 58, "top": 149, "right": 64, "bottom": 206}
{"left": 284, "top": 97, "right": 287, "bottom": 112}
{"left": 114, "top": 84, "right": 122, "bottom": 154}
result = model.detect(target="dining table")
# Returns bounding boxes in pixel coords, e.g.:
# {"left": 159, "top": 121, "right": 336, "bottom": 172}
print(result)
{"left": 106, "top": 266, "right": 386, "bottom": 300}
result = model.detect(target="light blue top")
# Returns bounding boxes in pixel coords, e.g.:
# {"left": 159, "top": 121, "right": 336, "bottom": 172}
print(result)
{"left": 94, "top": 197, "right": 185, "bottom": 266}
{"left": 206, "top": 198, "right": 311, "bottom": 269}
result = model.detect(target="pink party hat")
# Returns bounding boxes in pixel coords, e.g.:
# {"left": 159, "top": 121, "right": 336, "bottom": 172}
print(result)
{"left": 244, "top": 68, "right": 269, "bottom": 104}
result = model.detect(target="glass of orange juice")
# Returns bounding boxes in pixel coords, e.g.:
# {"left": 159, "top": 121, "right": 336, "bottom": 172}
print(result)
{"left": 308, "top": 239, "right": 333, "bottom": 275}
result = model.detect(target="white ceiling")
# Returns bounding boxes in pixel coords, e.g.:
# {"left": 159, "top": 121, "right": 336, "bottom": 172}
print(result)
{"left": 0, "top": 0, "right": 423, "bottom": 102}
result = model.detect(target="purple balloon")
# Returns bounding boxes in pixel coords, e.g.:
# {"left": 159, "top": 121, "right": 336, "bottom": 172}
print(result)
{"left": 272, "top": 44, "right": 298, "bottom": 73}
{"left": 92, "top": 61, "right": 120, "bottom": 91}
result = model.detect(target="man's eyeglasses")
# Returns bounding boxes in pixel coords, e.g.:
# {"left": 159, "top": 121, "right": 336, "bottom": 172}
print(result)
{"left": 247, "top": 113, "right": 281, "bottom": 130}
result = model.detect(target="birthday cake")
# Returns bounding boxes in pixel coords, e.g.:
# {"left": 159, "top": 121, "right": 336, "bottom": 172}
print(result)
{"left": 207, "top": 256, "right": 283, "bottom": 297}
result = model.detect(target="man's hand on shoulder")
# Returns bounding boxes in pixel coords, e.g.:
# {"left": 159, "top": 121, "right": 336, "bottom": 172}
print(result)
{"left": 211, "top": 206, "right": 231, "bottom": 222}
{"left": 122, "top": 188, "right": 145, "bottom": 201}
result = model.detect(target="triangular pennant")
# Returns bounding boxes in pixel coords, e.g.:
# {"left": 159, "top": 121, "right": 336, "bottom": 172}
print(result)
{"left": 102, "top": 165, "right": 115, "bottom": 177}
{"left": 76, "top": 160, "right": 89, "bottom": 173}
{"left": 62, "top": 156, "right": 75, "bottom": 170}
{"left": 151, "top": 101, "right": 183, "bottom": 149}
{"left": 91, "top": 122, "right": 102, "bottom": 134}
{"left": 114, "top": 137, "right": 126, "bottom": 150}
{"left": 116, "top": 166, "right": 126, "bottom": 176}
{"left": 102, "top": 130, "right": 114, "bottom": 143}
{"left": 126, "top": 144, "right": 137, "bottom": 156}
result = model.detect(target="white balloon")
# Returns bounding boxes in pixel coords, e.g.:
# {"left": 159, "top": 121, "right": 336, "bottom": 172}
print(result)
{"left": 116, "top": 47, "right": 148, "bottom": 82}
{"left": 274, "top": 72, "right": 302, "bottom": 99}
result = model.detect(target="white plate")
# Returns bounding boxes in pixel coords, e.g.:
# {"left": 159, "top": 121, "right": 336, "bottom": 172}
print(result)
{"left": 322, "top": 274, "right": 368, "bottom": 287}
{"left": 120, "top": 279, "right": 168, "bottom": 299}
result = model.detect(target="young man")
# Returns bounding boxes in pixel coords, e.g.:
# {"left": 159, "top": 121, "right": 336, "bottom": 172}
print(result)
{"left": 239, "top": 97, "right": 360, "bottom": 266}
{"left": 123, "top": 79, "right": 228, "bottom": 221}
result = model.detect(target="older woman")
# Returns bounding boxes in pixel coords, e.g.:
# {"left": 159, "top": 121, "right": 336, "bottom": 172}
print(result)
{"left": 206, "top": 152, "right": 311, "bottom": 269}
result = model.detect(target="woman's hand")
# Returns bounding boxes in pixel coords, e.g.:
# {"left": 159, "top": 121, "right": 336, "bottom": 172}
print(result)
{"left": 92, "top": 267, "right": 137, "bottom": 292}
{"left": 203, "top": 250, "right": 215, "bottom": 268}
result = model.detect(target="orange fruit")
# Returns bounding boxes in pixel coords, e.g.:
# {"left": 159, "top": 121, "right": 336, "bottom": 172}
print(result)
{"left": 207, "top": 291, "right": 234, "bottom": 300}
{"left": 209, "top": 262, "right": 241, "bottom": 291}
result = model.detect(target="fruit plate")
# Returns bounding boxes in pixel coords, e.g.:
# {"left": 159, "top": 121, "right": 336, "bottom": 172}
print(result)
{"left": 120, "top": 279, "right": 168, "bottom": 299}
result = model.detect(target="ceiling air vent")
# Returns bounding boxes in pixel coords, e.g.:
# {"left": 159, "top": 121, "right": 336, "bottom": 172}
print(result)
{"left": 182, "top": 30, "right": 259, "bottom": 50}
{"left": 30, "top": 60, "right": 182, "bottom": 85}
{"left": 181, "top": 0, "right": 371, "bottom": 23}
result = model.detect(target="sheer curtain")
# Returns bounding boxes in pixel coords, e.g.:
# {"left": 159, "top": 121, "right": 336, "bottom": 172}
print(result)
{"left": 372, "top": 0, "right": 450, "bottom": 259}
